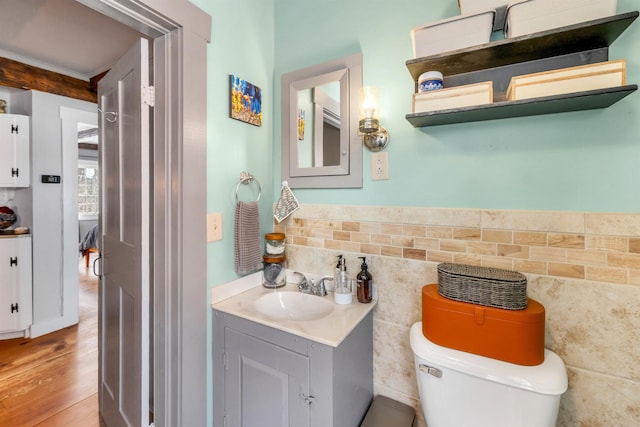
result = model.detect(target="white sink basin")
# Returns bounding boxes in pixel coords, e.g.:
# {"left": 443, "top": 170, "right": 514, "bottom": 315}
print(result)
{"left": 254, "top": 291, "right": 333, "bottom": 321}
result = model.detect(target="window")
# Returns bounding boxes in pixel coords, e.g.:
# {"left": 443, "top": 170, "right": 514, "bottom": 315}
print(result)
{"left": 78, "top": 161, "right": 99, "bottom": 219}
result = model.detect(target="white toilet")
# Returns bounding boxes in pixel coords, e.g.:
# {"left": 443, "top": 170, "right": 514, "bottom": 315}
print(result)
{"left": 410, "top": 322, "right": 568, "bottom": 427}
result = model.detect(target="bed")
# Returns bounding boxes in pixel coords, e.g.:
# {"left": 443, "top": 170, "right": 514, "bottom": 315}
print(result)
{"left": 79, "top": 224, "right": 99, "bottom": 268}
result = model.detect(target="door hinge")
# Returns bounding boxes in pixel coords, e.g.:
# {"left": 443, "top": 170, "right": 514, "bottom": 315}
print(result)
{"left": 10, "top": 257, "right": 17, "bottom": 266}
{"left": 223, "top": 352, "right": 228, "bottom": 370}
{"left": 11, "top": 168, "right": 18, "bottom": 177}
{"left": 11, "top": 124, "right": 18, "bottom": 134}
{"left": 142, "top": 85, "right": 155, "bottom": 107}
{"left": 11, "top": 303, "right": 18, "bottom": 313}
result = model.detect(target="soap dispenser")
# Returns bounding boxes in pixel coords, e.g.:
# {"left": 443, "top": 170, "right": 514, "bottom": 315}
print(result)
{"left": 332, "top": 255, "right": 343, "bottom": 292}
{"left": 356, "top": 256, "right": 372, "bottom": 303}
{"left": 339, "top": 257, "right": 348, "bottom": 289}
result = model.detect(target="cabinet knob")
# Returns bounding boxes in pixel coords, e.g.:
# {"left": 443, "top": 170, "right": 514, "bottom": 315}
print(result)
{"left": 301, "top": 394, "right": 315, "bottom": 404}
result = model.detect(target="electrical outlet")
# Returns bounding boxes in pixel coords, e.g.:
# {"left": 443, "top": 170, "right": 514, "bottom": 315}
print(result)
{"left": 371, "top": 152, "right": 389, "bottom": 180}
{"left": 207, "top": 212, "right": 222, "bottom": 242}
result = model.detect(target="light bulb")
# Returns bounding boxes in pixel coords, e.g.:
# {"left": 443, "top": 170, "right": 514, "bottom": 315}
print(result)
{"left": 362, "top": 97, "right": 376, "bottom": 119}
{"left": 359, "top": 87, "right": 380, "bottom": 121}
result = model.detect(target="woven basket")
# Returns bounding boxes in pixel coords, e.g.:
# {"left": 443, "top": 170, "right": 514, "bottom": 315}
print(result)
{"left": 437, "top": 263, "right": 528, "bottom": 310}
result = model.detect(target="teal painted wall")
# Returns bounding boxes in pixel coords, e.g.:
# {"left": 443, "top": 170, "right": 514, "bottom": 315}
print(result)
{"left": 189, "top": 0, "right": 275, "bottom": 424}
{"left": 274, "top": 0, "right": 640, "bottom": 212}
{"left": 195, "top": 0, "right": 638, "bottom": 424}
{"left": 197, "top": 0, "right": 640, "bottom": 316}
{"left": 193, "top": 0, "right": 276, "bottom": 288}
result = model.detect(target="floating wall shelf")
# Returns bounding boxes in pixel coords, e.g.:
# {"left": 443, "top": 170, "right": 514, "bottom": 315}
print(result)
{"left": 405, "top": 11, "right": 638, "bottom": 128}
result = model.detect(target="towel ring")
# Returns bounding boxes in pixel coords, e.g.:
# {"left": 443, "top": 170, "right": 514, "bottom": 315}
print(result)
{"left": 235, "top": 171, "right": 261, "bottom": 203}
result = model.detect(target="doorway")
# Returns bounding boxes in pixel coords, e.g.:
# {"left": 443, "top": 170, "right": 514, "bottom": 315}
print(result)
{"left": 77, "top": 123, "right": 99, "bottom": 269}
{"left": 76, "top": 2, "right": 211, "bottom": 426}
{"left": 0, "top": 0, "right": 210, "bottom": 424}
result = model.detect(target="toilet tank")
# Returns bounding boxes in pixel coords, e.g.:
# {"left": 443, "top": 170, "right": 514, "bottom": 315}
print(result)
{"left": 410, "top": 323, "right": 567, "bottom": 427}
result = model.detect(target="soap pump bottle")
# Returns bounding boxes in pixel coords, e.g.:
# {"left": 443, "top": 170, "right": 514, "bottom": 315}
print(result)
{"left": 332, "top": 255, "right": 343, "bottom": 292}
{"left": 356, "top": 256, "right": 372, "bottom": 303}
{"left": 339, "top": 257, "right": 348, "bottom": 290}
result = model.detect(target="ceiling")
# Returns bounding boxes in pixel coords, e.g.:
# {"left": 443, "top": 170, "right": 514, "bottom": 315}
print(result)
{"left": 0, "top": 0, "right": 143, "bottom": 80}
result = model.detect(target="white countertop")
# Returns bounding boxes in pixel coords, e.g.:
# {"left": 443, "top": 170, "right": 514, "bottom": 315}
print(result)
{"left": 212, "top": 281, "right": 376, "bottom": 347}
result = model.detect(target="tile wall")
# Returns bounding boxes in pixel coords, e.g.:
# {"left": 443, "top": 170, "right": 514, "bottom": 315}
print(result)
{"left": 275, "top": 204, "right": 640, "bottom": 426}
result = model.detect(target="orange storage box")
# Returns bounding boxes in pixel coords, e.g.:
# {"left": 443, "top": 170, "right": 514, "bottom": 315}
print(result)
{"left": 421, "top": 284, "right": 545, "bottom": 366}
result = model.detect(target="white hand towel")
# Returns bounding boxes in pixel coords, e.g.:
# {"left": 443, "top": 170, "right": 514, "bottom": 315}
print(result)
{"left": 234, "top": 201, "right": 263, "bottom": 275}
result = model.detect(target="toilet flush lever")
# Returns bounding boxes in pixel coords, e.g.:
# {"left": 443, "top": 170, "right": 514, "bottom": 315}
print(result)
{"left": 419, "top": 364, "right": 443, "bottom": 378}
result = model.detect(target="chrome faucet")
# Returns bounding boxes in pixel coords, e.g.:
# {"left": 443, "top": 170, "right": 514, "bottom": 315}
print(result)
{"left": 293, "top": 272, "right": 332, "bottom": 296}
{"left": 293, "top": 271, "right": 309, "bottom": 291}
{"left": 313, "top": 277, "right": 333, "bottom": 296}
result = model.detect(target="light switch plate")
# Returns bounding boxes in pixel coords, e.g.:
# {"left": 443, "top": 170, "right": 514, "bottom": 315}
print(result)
{"left": 207, "top": 212, "right": 222, "bottom": 242}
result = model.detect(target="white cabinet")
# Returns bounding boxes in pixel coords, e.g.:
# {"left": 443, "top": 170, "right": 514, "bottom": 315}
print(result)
{"left": 0, "top": 114, "right": 30, "bottom": 187}
{"left": 0, "top": 235, "right": 32, "bottom": 334}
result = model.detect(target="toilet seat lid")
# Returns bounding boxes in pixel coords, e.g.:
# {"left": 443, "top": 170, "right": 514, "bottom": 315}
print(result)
{"left": 410, "top": 322, "right": 568, "bottom": 395}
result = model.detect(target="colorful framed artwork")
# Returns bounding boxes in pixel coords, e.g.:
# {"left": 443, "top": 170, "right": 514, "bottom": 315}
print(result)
{"left": 230, "top": 75, "right": 262, "bottom": 127}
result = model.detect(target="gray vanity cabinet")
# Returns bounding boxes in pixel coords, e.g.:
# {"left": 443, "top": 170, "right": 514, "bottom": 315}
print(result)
{"left": 224, "top": 327, "right": 310, "bottom": 426}
{"left": 213, "top": 309, "right": 373, "bottom": 427}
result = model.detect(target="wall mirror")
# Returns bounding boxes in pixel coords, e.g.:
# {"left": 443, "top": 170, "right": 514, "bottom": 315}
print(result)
{"left": 281, "top": 53, "right": 363, "bottom": 188}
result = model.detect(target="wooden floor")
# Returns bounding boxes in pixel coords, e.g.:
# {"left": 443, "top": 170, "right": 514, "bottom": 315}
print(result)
{"left": 0, "top": 256, "right": 99, "bottom": 427}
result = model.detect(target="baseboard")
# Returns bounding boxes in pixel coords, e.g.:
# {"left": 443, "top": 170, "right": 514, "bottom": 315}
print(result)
{"left": 29, "top": 314, "right": 79, "bottom": 338}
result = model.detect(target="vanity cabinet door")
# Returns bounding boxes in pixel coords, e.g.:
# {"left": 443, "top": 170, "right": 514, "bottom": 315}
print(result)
{"left": 0, "top": 114, "right": 30, "bottom": 187}
{"left": 225, "top": 327, "right": 311, "bottom": 427}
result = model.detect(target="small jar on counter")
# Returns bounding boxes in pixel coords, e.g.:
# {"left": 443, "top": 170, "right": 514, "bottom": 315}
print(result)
{"left": 265, "top": 232, "right": 286, "bottom": 256}
{"left": 262, "top": 255, "right": 286, "bottom": 288}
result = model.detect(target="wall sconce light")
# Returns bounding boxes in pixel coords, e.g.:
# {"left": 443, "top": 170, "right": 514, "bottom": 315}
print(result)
{"left": 358, "top": 86, "right": 389, "bottom": 152}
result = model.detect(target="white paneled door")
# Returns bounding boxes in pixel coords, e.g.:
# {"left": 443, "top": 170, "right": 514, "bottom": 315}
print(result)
{"left": 97, "top": 38, "right": 151, "bottom": 427}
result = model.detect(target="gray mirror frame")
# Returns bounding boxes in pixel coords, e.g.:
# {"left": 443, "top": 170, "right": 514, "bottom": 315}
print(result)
{"left": 281, "top": 53, "right": 363, "bottom": 188}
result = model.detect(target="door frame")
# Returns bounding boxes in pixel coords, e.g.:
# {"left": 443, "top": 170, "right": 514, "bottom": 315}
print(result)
{"left": 77, "top": 1, "right": 211, "bottom": 426}
{"left": 60, "top": 106, "right": 98, "bottom": 333}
